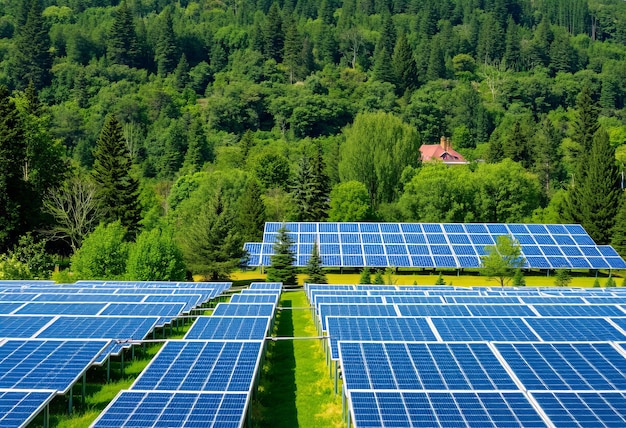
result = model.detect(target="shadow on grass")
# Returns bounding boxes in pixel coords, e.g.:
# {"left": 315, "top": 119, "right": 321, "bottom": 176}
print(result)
{"left": 252, "top": 299, "right": 298, "bottom": 427}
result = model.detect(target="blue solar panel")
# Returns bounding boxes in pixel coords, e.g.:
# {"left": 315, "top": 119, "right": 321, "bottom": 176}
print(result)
{"left": 495, "top": 343, "right": 626, "bottom": 391}
{"left": 0, "top": 302, "right": 23, "bottom": 314}
{"left": 0, "top": 293, "right": 38, "bottom": 302}
{"left": 457, "top": 256, "right": 481, "bottom": 268}
{"left": 34, "top": 293, "right": 146, "bottom": 303}
{"left": 387, "top": 255, "right": 410, "bottom": 267}
{"left": 212, "top": 303, "right": 275, "bottom": 317}
{"left": 403, "top": 233, "right": 426, "bottom": 244}
{"left": 381, "top": 233, "right": 403, "bottom": 243}
{"left": 142, "top": 295, "right": 203, "bottom": 312}
{"left": 606, "top": 257, "right": 626, "bottom": 269}
{"left": 532, "top": 392, "right": 626, "bottom": 428}
{"left": 466, "top": 304, "right": 535, "bottom": 317}
{"left": 318, "top": 304, "right": 398, "bottom": 330}
{"left": 364, "top": 255, "right": 387, "bottom": 266}
{"left": 0, "top": 390, "right": 55, "bottom": 428}
{"left": 339, "top": 342, "right": 517, "bottom": 391}
{"left": 14, "top": 302, "right": 106, "bottom": 315}
{"left": 92, "top": 391, "right": 248, "bottom": 428}
{"left": 326, "top": 317, "right": 437, "bottom": 359}
{"left": 400, "top": 223, "right": 422, "bottom": 233}
{"left": 384, "top": 296, "right": 444, "bottom": 304}
{"left": 0, "top": 315, "right": 54, "bottom": 338}
{"left": 0, "top": 340, "right": 109, "bottom": 392}
{"left": 448, "top": 234, "right": 471, "bottom": 244}
{"left": 100, "top": 303, "right": 185, "bottom": 319}
{"left": 432, "top": 317, "right": 539, "bottom": 341}
{"left": 521, "top": 296, "right": 585, "bottom": 304}
{"left": 229, "top": 294, "right": 279, "bottom": 305}
{"left": 132, "top": 341, "right": 262, "bottom": 392}
{"left": 397, "top": 304, "right": 471, "bottom": 317}
{"left": 184, "top": 316, "right": 270, "bottom": 340}
{"left": 525, "top": 317, "right": 624, "bottom": 341}
{"left": 340, "top": 223, "right": 359, "bottom": 232}
{"left": 532, "top": 304, "right": 625, "bottom": 317}
{"left": 36, "top": 316, "right": 158, "bottom": 343}
{"left": 421, "top": 224, "right": 442, "bottom": 233}
{"left": 350, "top": 391, "right": 547, "bottom": 428}
{"left": 446, "top": 296, "right": 521, "bottom": 304}
{"left": 300, "top": 222, "right": 317, "bottom": 232}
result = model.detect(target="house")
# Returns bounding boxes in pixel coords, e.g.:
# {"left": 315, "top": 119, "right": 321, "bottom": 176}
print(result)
{"left": 419, "top": 136, "right": 469, "bottom": 165}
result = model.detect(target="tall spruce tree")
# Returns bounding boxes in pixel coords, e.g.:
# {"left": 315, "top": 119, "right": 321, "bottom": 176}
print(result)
{"left": 264, "top": 3, "right": 284, "bottom": 62}
{"left": 290, "top": 154, "right": 315, "bottom": 221}
{"left": 12, "top": 0, "right": 52, "bottom": 90}
{"left": 266, "top": 225, "right": 297, "bottom": 285}
{"left": 392, "top": 33, "right": 418, "bottom": 95}
{"left": 283, "top": 13, "right": 303, "bottom": 83}
{"left": 180, "top": 188, "right": 244, "bottom": 279}
{"left": 575, "top": 129, "right": 621, "bottom": 244}
{"left": 612, "top": 193, "right": 626, "bottom": 258}
{"left": 305, "top": 242, "right": 326, "bottom": 284}
{"left": 503, "top": 17, "right": 521, "bottom": 70}
{"left": 107, "top": 2, "right": 138, "bottom": 67}
{"left": 0, "top": 85, "right": 27, "bottom": 252}
{"left": 92, "top": 114, "right": 141, "bottom": 236}
{"left": 238, "top": 178, "right": 266, "bottom": 242}
{"left": 310, "top": 142, "right": 330, "bottom": 221}
{"left": 155, "top": 8, "right": 178, "bottom": 77}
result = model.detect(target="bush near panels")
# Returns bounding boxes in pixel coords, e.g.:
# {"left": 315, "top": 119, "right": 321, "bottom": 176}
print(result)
{"left": 70, "top": 221, "right": 128, "bottom": 279}
{"left": 126, "top": 227, "right": 186, "bottom": 281}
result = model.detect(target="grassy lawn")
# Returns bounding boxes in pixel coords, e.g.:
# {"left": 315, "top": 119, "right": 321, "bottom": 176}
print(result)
{"left": 252, "top": 290, "right": 343, "bottom": 428}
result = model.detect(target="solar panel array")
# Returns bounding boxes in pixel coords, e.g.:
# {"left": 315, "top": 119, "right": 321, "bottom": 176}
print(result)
{"left": 244, "top": 222, "right": 626, "bottom": 269}
{"left": 307, "top": 283, "right": 626, "bottom": 427}
{"left": 0, "top": 280, "right": 232, "bottom": 427}
{"left": 92, "top": 282, "right": 281, "bottom": 428}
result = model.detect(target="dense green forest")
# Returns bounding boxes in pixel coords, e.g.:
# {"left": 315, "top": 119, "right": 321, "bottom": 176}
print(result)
{"left": 0, "top": 0, "right": 625, "bottom": 280}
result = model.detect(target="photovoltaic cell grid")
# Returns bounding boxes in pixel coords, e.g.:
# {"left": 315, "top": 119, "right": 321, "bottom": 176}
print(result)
{"left": 91, "top": 391, "right": 248, "bottom": 428}
{"left": 318, "top": 304, "right": 398, "bottom": 330}
{"left": 350, "top": 391, "right": 547, "bottom": 428}
{"left": 212, "top": 303, "right": 275, "bottom": 317}
{"left": 244, "top": 222, "right": 626, "bottom": 269}
{"left": 0, "top": 389, "right": 55, "bottom": 428}
{"left": 0, "top": 315, "right": 54, "bottom": 338}
{"left": 184, "top": 317, "right": 271, "bottom": 340}
{"left": 0, "top": 340, "right": 109, "bottom": 393}
{"left": 531, "top": 391, "right": 626, "bottom": 428}
{"left": 131, "top": 341, "right": 262, "bottom": 392}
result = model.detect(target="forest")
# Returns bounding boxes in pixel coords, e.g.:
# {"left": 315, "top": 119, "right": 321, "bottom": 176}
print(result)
{"left": 0, "top": 0, "right": 625, "bottom": 281}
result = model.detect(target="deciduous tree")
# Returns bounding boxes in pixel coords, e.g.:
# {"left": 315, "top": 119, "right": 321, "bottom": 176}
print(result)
{"left": 480, "top": 235, "right": 526, "bottom": 287}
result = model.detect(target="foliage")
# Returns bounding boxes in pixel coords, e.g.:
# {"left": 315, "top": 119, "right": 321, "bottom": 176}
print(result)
{"left": 126, "top": 226, "right": 186, "bottom": 281}
{"left": 0, "top": 254, "right": 32, "bottom": 280}
{"left": 593, "top": 277, "right": 601, "bottom": 288}
{"left": 480, "top": 235, "right": 526, "bottom": 287}
{"left": 238, "top": 178, "right": 266, "bottom": 242}
{"left": 554, "top": 270, "right": 572, "bottom": 287}
{"left": 373, "top": 270, "right": 384, "bottom": 285}
{"left": 435, "top": 273, "right": 446, "bottom": 285}
{"left": 266, "top": 225, "right": 298, "bottom": 286}
{"left": 10, "top": 233, "right": 53, "bottom": 279}
{"left": 304, "top": 242, "right": 326, "bottom": 284}
{"left": 512, "top": 269, "right": 526, "bottom": 287}
{"left": 359, "top": 267, "right": 371, "bottom": 285}
{"left": 605, "top": 275, "right": 616, "bottom": 288}
{"left": 70, "top": 221, "right": 129, "bottom": 280}
{"left": 328, "top": 181, "right": 372, "bottom": 222}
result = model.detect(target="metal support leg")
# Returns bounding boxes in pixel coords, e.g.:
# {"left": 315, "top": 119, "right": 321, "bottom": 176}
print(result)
{"left": 82, "top": 372, "right": 86, "bottom": 406}
{"left": 106, "top": 357, "right": 110, "bottom": 383}
{"left": 334, "top": 361, "right": 338, "bottom": 395}
{"left": 68, "top": 388, "right": 73, "bottom": 415}
{"left": 121, "top": 352, "right": 125, "bottom": 378}
{"left": 44, "top": 404, "right": 49, "bottom": 428}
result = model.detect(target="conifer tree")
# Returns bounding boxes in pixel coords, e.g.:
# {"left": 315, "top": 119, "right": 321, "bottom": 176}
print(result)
{"left": 283, "top": 13, "right": 303, "bottom": 83}
{"left": 359, "top": 267, "right": 372, "bottom": 284}
{"left": 305, "top": 242, "right": 326, "bottom": 284}
{"left": 612, "top": 194, "right": 626, "bottom": 258}
{"left": 392, "top": 33, "right": 418, "bottom": 94}
{"left": 435, "top": 272, "right": 446, "bottom": 285}
{"left": 174, "top": 54, "right": 190, "bottom": 89}
{"left": 264, "top": 3, "right": 284, "bottom": 62}
{"left": 12, "top": 0, "right": 52, "bottom": 90}
{"left": 107, "top": 2, "right": 138, "bottom": 67}
{"left": 512, "top": 269, "right": 526, "bottom": 287}
{"left": 266, "top": 225, "right": 298, "bottom": 285}
{"left": 291, "top": 154, "right": 315, "bottom": 221}
{"left": 239, "top": 130, "right": 255, "bottom": 160}
{"left": 532, "top": 117, "right": 563, "bottom": 197}
{"left": 605, "top": 275, "right": 616, "bottom": 288}
{"left": 180, "top": 188, "right": 244, "bottom": 279}
{"left": 155, "top": 8, "right": 178, "bottom": 77}
{"left": 310, "top": 142, "right": 330, "bottom": 221}
{"left": 380, "top": 13, "right": 396, "bottom": 54}
{"left": 238, "top": 178, "right": 266, "bottom": 242}
{"left": 426, "top": 36, "right": 446, "bottom": 80}
{"left": 372, "top": 43, "right": 394, "bottom": 84}
{"left": 593, "top": 277, "right": 600, "bottom": 287}
{"left": 574, "top": 129, "right": 621, "bottom": 244}
{"left": 92, "top": 114, "right": 141, "bottom": 237}
{"left": 0, "top": 85, "right": 27, "bottom": 251}
{"left": 503, "top": 17, "right": 521, "bottom": 70}
{"left": 373, "top": 270, "right": 384, "bottom": 284}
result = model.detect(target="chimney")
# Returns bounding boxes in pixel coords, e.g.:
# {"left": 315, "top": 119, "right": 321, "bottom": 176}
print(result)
{"left": 440, "top": 136, "right": 446, "bottom": 149}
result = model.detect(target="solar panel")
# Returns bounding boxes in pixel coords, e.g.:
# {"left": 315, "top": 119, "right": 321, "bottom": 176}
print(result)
{"left": 0, "top": 315, "right": 54, "bottom": 338}
{"left": 397, "top": 304, "right": 471, "bottom": 317}
{"left": 531, "top": 391, "right": 626, "bottom": 428}
{"left": 35, "top": 316, "right": 158, "bottom": 342}
{"left": 431, "top": 317, "right": 539, "bottom": 341}
{"left": 91, "top": 391, "right": 248, "bottom": 428}
{"left": 524, "top": 318, "right": 625, "bottom": 341}
{"left": 100, "top": 303, "right": 186, "bottom": 318}
{"left": 249, "top": 282, "right": 282, "bottom": 290}
{"left": 33, "top": 293, "right": 146, "bottom": 303}
{"left": 465, "top": 304, "right": 536, "bottom": 317}
{"left": 0, "top": 389, "right": 55, "bottom": 428}
{"left": 383, "top": 296, "right": 444, "bottom": 304}
{"left": 531, "top": 304, "right": 625, "bottom": 317}
{"left": 318, "top": 304, "right": 398, "bottom": 330}
{"left": 184, "top": 316, "right": 271, "bottom": 340}
{"left": 212, "top": 303, "right": 275, "bottom": 317}
{"left": 14, "top": 302, "right": 106, "bottom": 315}
{"left": 0, "top": 340, "right": 109, "bottom": 392}
{"left": 229, "top": 294, "right": 279, "bottom": 305}
{"left": 326, "top": 317, "right": 437, "bottom": 359}
{"left": 131, "top": 341, "right": 262, "bottom": 392}
{"left": 0, "top": 302, "right": 23, "bottom": 314}
{"left": 349, "top": 391, "right": 547, "bottom": 428}
{"left": 495, "top": 342, "right": 626, "bottom": 391}
{"left": 339, "top": 342, "right": 517, "bottom": 391}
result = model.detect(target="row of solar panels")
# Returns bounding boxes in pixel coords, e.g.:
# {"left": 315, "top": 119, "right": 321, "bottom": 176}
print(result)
{"left": 244, "top": 222, "right": 626, "bottom": 269}
{"left": 0, "top": 280, "right": 234, "bottom": 428}
{"left": 306, "top": 284, "right": 626, "bottom": 428}
{"left": 91, "top": 283, "right": 282, "bottom": 428}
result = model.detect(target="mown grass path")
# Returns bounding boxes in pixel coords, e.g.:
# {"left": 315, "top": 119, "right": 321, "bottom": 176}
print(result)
{"left": 252, "top": 290, "right": 343, "bottom": 428}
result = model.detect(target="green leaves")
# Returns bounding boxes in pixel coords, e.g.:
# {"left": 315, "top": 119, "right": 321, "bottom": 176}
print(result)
{"left": 266, "top": 225, "right": 298, "bottom": 286}
{"left": 480, "top": 235, "right": 526, "bottom": 287}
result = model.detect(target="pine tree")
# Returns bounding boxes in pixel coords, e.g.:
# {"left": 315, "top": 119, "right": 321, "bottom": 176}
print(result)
{"left": 605, "top": 275, "right": 616, "bottom": 288}
{"left": 266, "top": 225, "right": 298, "bottom": 285}
{"left": 305, "top": 242, "right": 326, "bottom": 284}
{"left": 290, "top": 154, "right": 315, "bottom": 221}
{"left": 554, "top": 270, "right": 572, "bottom": 287}
{"left": 359, "top": 267, "right": 372, "bottom": 284}
{"left": 549, "top": 30, "right": 574, "bottom": 74}
{"left": 512, "top": 269, "right": 526, "bottom": 287}
{"left": 155, "top": 8, "right": 178, "bottom": 77}
{"left": 180, "top": 188, "right": 244, "bottom": 279}
{"left": 0, "top": 85, "right": 27, "bottom": 252}
{"left": 532, "top": 117, "right": 563, "bottom": 197}
{"left": 264, "top": 2, "right": 284, "bottom": 62}
{"left": 426, "top": 36, "right": 445, "bottom": 80}
{"left": 476, "top": 12, "right": 504, "bottom": 63}
{"left": 593, "top": 277, "right": 600, "bottom": 288}
{"left": 12, "top": 0, "right": 52, "bottom": 90}
{"left": 372, "top": 43, "right": 394, "bottom": 84}
{"left": 283, "top": 13, "right": 303, "bottom": 83}
{"left": 238, "top": 178, "right": 266, "bottom": 242}
{"left": 174, "top": 54, "right": 190, "bottom": 90}
{"left": 380, "top": 13, "right": 396, "bottom": 55}
{"left": 318, "top": 0, "right": 334, "bottom": 25}
{"left": 373, "top": 270, "right": 384, "bottom": 284}
{"left": 310, "top": 142, "right": 330, "bottom": 221}
{"left": 503, "top": 17, "right": 521, "bottom": 70}
{"left": 107, "top": 2, "right": 138, "bottom": 67}
{"left": 575, "top": 129, "right": 621, "bottom": 244}
{"left": 92, "top": 114, "right": 141, "bottom": 237}
{"left": 240, "top": 130, "right": 255, "bottom": 160}
{"left": 392, "top": 33, "right": 418, "bottom": 95}
{"left": 435, "top": 272, "right": 446, "bottom": 285}
{"left": 611, "top": 193, "right": 626, "bottom": 258}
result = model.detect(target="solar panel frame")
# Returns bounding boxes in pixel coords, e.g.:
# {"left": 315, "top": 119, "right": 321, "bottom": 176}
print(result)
{"left": 0, "top": 389, "right": 56, "bottom": 428}
{"left": 531, "top": 391, "right": 626, "bottom": 428}
{"left": 184, "top": 316, "right": 271, "bottom": 340}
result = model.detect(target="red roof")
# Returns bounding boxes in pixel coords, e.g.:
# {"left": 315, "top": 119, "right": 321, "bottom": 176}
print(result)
{"left": 419, "top": 144, "right": 468, "bottom": 164}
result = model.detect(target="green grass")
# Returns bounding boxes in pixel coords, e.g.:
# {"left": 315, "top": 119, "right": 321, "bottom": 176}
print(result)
{"left": 252, "top": 291, "right": 343, "bottom": 428}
